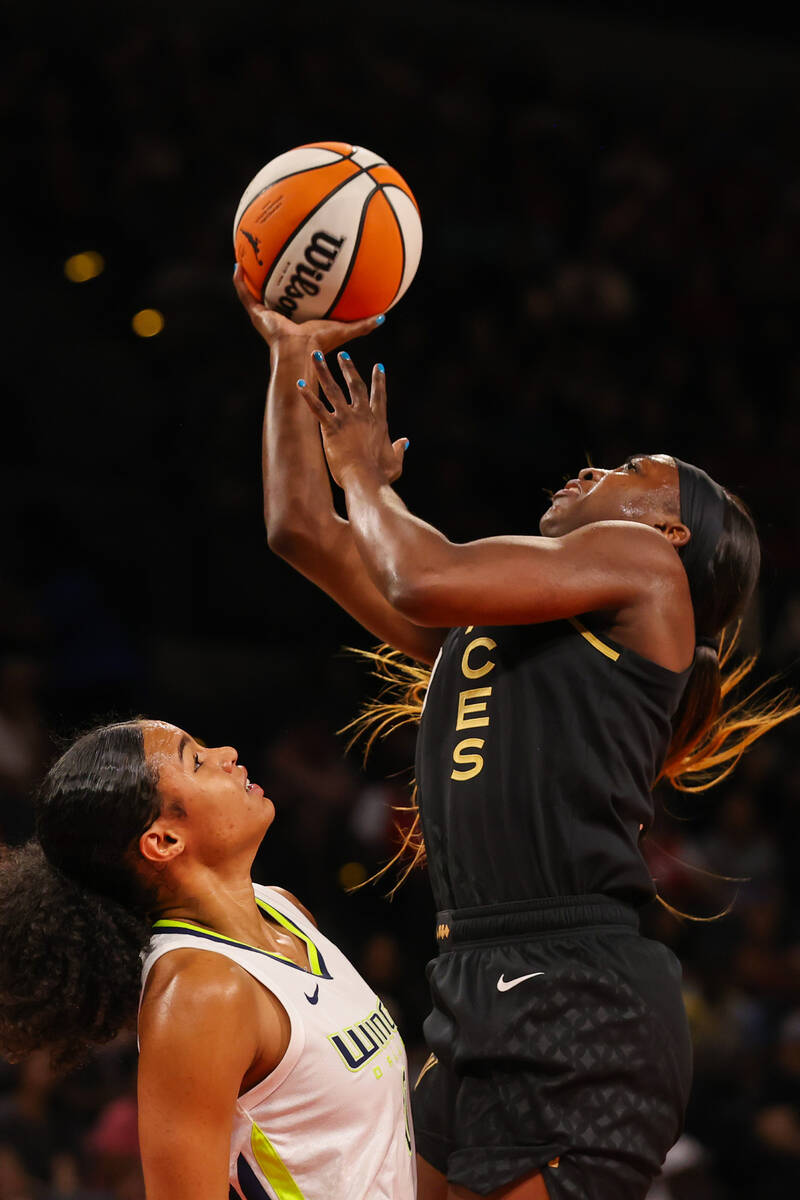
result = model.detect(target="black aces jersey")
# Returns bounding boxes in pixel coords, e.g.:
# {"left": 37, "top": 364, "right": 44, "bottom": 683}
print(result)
{"left": 415, "top": 619, "right": 692, "bottom": 913}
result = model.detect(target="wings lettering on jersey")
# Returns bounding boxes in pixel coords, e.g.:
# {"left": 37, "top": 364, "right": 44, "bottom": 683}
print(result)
{"left": 328, "top": 999, "right": 398, "bottom": 1072}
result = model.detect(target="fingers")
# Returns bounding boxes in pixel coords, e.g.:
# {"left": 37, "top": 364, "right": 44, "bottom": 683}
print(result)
{"left": 232, "top": 263, "right": 264, "bottom": 317}
{"left": 369, "top": 361, "right": 387, "bottom": 422}
{"left": 309, "top": 349, "right": 373, "bottom": 412}
{"left": 336, "top": 352, "right": 369, "bottom": 410}
{"left": 303, "top": 351, "right": 394, "bottom": 432}
{"left": 296, "top": 377, "right": 332, "bottom": 424}
{"left": 391, "top": 436, "right": 409, "bottom": 478}
{"left": 344, "top": 312, "right": 386, "bottom": 341}
{"left": 320, "top": 312, "right": 386, "bottom": 351}
{"left": 308, "top": 349, "right": 350, "bottom": 413}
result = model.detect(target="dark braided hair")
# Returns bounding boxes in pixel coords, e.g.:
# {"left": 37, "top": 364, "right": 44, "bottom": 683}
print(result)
{"left": 0, "top": 721, "right": 161, "bottom": 1068}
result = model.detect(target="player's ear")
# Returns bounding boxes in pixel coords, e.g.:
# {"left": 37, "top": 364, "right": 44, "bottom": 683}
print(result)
{"left": 654, "top": 519, "right": 690, "bottom": 548}
{"left": 139, "top": 818, "right": 185, "bottom": 865}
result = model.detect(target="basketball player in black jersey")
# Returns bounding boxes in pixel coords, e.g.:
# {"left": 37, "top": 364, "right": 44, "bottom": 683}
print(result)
{"left": 235, "top": 268, "right": 798, "bottom": 1200}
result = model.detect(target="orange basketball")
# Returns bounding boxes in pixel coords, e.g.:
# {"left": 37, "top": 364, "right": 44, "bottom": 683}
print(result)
{"left": 233, "top": 141, "right": 422, "bottom": 322}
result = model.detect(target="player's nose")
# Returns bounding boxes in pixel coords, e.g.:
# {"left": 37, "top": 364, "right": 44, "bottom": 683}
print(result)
{"left": 579, "top": 466, "right": 608, "bottom": 484}
{"left": 216, "top": 746, "right": 239, "bottom": 772}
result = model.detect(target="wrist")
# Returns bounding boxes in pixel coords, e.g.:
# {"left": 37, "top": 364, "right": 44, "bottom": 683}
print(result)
{"left": 338, "top": 459, "right": 386, "bottom": 493}
{"left": 269, "top": 336, "right": 312, "bottom": 366}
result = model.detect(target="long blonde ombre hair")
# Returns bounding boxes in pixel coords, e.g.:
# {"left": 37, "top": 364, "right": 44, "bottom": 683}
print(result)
{"left": 344, "top": 492, "right": 800, "bottom": 898}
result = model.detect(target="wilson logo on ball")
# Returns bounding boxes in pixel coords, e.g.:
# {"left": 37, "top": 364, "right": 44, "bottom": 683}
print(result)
{"left": 233, "top": 141, "right": 422, "bottom": 322}
{"left": 273, "top": 231, "right": 345, "bottom": 317}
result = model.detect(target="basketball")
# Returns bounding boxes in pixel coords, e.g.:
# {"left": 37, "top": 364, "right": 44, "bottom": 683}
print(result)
{"left": 233, "top": 142, "right": 422, "bottom": 322}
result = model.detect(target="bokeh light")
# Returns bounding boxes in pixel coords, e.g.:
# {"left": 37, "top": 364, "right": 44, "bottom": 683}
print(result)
{"left": 64, "top": 251, "right": 105, "bottom": 283}
{"left": 337, "top": 861, "right": 368, "bottom": 890}
{"left": 131, "top": 308, "right": 165, "bottom": 338}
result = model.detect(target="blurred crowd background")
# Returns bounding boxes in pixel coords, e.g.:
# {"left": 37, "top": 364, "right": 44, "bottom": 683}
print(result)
{"left": 2, "top": 1, "right": 800, "bottom": 1196}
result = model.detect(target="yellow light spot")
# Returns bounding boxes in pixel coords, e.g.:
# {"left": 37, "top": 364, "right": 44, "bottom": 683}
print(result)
{"left": 337, "top": 861, "right": 367, "bottom": 890}
{"left": 132, "top": 309, "right": 165, "bottom": 338}
{"left": 64, "top": 251, "right": 105, "bottom": 283}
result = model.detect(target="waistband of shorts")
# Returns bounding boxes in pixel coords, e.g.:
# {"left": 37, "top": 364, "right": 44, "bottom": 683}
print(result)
{"left": 434, "top": 894, "right": 639, "bottom": 949}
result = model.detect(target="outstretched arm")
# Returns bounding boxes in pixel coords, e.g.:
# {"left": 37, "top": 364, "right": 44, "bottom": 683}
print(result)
{"left": 299, "top": 350, "right": 694, "bottom": 671}
{"left": 234, "top": 268, "right": 446, "bottom": 664}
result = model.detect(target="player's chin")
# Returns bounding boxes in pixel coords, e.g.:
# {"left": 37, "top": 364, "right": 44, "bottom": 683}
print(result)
{"left": 539, "top": 508, "right": 560, "bottom": 536}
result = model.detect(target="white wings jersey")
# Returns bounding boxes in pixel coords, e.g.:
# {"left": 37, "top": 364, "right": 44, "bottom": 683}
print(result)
{"left": 140, "top": 884, "right": 416, "bottom": 1200}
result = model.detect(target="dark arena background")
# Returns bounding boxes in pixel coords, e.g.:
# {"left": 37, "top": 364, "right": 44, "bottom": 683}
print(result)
{"left": 3, "top": 1, "right": 800, "bottom": 1196}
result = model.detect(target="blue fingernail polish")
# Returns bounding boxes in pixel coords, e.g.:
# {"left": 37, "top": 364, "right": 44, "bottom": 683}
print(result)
{"left": 313, "top": 350, "right": 323, "bottom": 362}
{"left": 375, "top": 314, "right": 386, "bottom": 325}
{"left": 404, "top": 439, "right": 410, "bottom": 450}
{"left": 377, "top": 363, "right": 385, "bottom": 374}
{"left": 297, "top": 379, "right": 306, "bottom": 388}
{"left": 340, "top": 351, "right": 351, "bottom": 361}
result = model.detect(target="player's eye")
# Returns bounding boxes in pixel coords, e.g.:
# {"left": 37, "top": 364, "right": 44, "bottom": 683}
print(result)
{"left": 625, "top": 458, "right": 639, "bottom": 473}
{"left": 193, "top": 752, "right": 202, "bottom": 772}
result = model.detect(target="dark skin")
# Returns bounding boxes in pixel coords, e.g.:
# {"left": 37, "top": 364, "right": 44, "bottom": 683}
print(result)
{"left": 296, "top": 351, "right": 695, "bottom": 673}
{"left": 235, "top": 275, "right": 697, "bottom": 1199}
{"left": 234, "top": 265, "right": 445, "bottom": 665}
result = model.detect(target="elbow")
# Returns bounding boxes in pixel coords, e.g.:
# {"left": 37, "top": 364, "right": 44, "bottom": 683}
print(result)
{"left": 265, "top": 516, "right": 320, "bottom": 563}
{"left": 266, "top": 521, "right": 298, "bottom": 560}
{"left": 385, "top": 573, "right": 443, "bottom": 625}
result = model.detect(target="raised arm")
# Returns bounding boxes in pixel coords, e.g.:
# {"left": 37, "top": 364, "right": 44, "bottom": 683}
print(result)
{"left": 234, "top": 268, "right": 445, "bottom": 665}
{"left": 298, "top": 350, "right": 695, "bottom": 673}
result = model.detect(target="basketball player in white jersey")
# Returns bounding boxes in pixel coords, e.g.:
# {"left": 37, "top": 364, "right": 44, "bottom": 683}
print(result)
{"left": 0, "top": 718, "right": 416, "bottom": 1200}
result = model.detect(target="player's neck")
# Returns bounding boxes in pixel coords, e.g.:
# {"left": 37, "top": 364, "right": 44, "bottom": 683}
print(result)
{"left": 156, "top": 865, "right": 270, "bottom": 949}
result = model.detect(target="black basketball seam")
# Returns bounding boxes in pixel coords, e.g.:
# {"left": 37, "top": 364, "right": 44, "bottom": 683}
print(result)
{"left": 260, "top": 170, "right": 379, "bottom": 304}
{"left": 382, "top": 186, "right": 409, "bottom": 311}
{"left": 320, "top": 165, "right": 416, "bottom": 318}
{"left": 234, "top": 145, "right": 355, "bottom": 234}
{"left": 234, "top": 147, "right": 385, "bottom": 235}
{"left": 322, "top": 184, "right": 381, "bottom": 319}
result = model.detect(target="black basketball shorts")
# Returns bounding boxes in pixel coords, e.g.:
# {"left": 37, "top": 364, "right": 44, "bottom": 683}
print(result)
{"left": 412, "top": 895, "right": 692, "bottom": 1200}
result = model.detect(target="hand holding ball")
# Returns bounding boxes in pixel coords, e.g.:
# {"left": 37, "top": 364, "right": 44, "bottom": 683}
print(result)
{"left": 233, "top": 142, "right": 422, "bottom": 322}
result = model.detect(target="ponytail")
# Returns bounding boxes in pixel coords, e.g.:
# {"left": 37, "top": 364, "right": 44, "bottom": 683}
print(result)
{"left": 0, "top": 720, "right": 160, "bottom": 1067}
{"left": 343, "top": 479, "right": 799, "bottom": 894}
{"left": 0, "top": 842, "right": 151, "bottom": 1068}
{"left": 660, "top": 623, "right": 800, "bottom": 791}
{"left": 660, "top": 490, "right": 800, "bottom": 790}
{"left": 344, "top": 627, "right": 800, "bottom": 889}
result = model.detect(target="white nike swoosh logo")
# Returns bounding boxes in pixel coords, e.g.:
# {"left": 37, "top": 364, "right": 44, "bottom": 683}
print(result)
{"left": 496, "top": 972, "right": 545, "bottom": 992}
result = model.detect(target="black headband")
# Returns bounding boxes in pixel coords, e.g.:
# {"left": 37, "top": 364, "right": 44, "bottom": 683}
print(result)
{"left": 672, "top": 457, "right": 727, "bottom": 615}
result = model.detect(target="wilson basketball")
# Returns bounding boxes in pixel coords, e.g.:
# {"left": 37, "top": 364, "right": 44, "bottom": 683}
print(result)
{"left": 233, "top": 142, "right": 422, "bottom": 322}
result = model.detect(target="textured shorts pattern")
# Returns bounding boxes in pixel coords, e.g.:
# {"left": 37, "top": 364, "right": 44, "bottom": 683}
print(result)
{"left": 412, "top": 926, "right": 692, "bottom": 1199}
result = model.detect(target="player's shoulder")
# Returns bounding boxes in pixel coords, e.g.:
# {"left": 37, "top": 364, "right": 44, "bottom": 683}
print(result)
{"left": 571, "top": 520, "right": 688, "bottom": 578}
{"left": 264, "top": 885, "right": 318, "bottom": 928}
{"left": 138, "top": 948, "right": 267, "bottom": 1083}
{"left": 141, "top": 946, "right": 259, "bottom": 1031}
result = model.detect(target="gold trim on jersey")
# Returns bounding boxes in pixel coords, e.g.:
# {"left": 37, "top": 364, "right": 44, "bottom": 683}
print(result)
{"left": 568, "top": 617, "right": 620, "bottom": 662}
{"left": 415, "top": 1052, "right": 439, "bottom": 1089}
